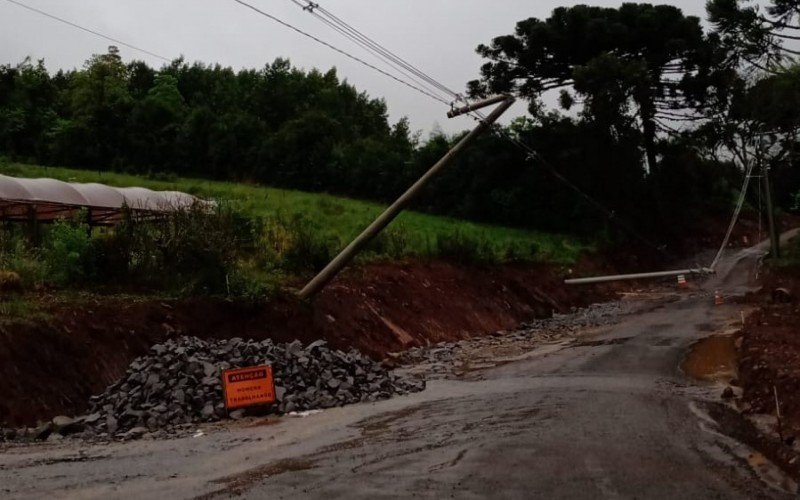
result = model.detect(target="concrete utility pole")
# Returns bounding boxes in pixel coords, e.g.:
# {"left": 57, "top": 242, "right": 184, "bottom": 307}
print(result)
{"left": 762, "top": 165, "right": 781, "bottom": 259}
{"left": 564, "top": 267, "right": 714, "bottom": 286}
{"left": 298, "top": 95, "right": 515, "bottom": 300}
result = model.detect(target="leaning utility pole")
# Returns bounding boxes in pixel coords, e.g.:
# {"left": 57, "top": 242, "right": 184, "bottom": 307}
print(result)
{"left": 762, "top": 164, "right": 781, "bottom": 259}
{"left": 298, "top": 95, "right": 516, "bottom": 300}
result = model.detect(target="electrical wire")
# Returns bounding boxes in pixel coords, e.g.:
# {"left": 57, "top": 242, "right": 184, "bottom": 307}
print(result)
{"left": 230, "top": 0, "right": 451, "bottom": 105}
{"left": 468, "top": 109, "right": 669, "bottom": 254}
{"left": 709, "top": 161, "right": 756, "bottom": 270}
{"left": 278, "top": 0, "right": 672, "bottom": 254}
{"left": 293, "top": 0, "right": 460, "bottom": 99}
{"left": 2, "top": 0, "right": 171, "bottom": 62}
{"left": 295, "top": 4, "right": 452, "bottom": 103}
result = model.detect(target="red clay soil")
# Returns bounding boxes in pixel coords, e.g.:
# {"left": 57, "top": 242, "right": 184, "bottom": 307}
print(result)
{"left": 735, "top": 267, "right": 800, "bottom": 480}
{"left": 740, "top": 271, "right": 800, "bottom": 440}
{"left": 0, "top": 259, "right": 617, "bottom": 427}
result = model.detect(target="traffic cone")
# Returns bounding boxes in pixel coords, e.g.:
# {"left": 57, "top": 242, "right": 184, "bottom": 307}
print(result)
{"left": 677, "top": 274, "right": 688, "bottom": 289}
{"left": 714, "top": 290, "right": 724, "bottom": 306}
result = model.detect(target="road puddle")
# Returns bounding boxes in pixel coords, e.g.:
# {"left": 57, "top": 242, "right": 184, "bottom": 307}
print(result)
{"left": 682, "top": 334, "right": 738, "bottom": 382}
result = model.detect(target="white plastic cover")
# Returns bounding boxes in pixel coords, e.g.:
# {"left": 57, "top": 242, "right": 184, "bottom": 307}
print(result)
{"left": 0, "top": 174, "right": 206, "bottom": 225}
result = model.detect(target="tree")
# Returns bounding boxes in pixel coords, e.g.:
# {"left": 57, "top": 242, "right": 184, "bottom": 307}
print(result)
{"left": 708, "top": 0, "right": 800, "bottom": 71}
{"left": 469, "top": 3, "right": 715, "bottom": 172}
{"left": 62, "top": 48, "right": 133, "bottom": 167}
{"left": 127, "top": 74, "right": 186, "bottom": 170}
{"left": 746, "top": 66, "right": 800, "bottom": 205}
{"left": 0, "top": 58, "right": 57, "bottom": 159}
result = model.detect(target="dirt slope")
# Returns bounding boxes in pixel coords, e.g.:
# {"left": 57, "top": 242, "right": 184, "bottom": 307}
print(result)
{"left": 740, "top": 269, "right": 800, "bottom": 440}
{"left": 0, "top": 259, "right": 616, "bottom": 427}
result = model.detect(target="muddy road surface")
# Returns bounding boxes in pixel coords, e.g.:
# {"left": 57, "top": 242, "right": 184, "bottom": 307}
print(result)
{"left": 1, "top": 240, "right": 798, "bottom": 499}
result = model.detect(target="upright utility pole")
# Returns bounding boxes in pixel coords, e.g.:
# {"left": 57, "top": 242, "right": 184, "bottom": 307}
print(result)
{"left": 298, "top": 96, "right": 516, "bottom": 300}
{"left": 762, "top": 164, "right": 781, "bottom": 259}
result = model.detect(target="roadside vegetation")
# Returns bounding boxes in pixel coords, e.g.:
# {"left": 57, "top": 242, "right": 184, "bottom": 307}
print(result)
{"left": 0, "top": 1, "right": 799, "bottom": 307}
{"left": 773, "top": 235, "right": 800, "bottom": 272}
{"left": 0, "top": 160, "right": 584, "bottom": 304}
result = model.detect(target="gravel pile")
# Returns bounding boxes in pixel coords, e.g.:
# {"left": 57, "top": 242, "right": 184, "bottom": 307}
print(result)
{"left": 396, "top": 302, "right": 634, "bottom": 375}
{"left": 2, "top": 337, "right": 424, "bottom": 442}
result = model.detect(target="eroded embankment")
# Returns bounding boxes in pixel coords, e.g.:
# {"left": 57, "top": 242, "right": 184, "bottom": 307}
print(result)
{"left": 0, "top": 259, "right": 615, "bottom": 427}
{"left": 740, "top": 278, "right": 800, "bottom": 439}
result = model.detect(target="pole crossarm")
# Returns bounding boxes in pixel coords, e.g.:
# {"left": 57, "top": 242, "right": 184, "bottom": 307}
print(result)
{"left": 447, "top": 95, "right": 512, "bottom": 118}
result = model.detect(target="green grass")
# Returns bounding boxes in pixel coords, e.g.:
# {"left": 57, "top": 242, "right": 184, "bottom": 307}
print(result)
{"left": 0, "top": 161, "right": 588, "bottom": 264}
{"left": 0, "top": 296, "right": 49, "bottom": 323}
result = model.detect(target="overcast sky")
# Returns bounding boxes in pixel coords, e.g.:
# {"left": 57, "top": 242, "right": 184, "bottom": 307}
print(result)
{"left": 1, "top": 0, "right": 708, "bottom": 134}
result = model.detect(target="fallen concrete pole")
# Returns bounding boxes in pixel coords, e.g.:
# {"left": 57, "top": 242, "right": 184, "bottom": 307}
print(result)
{"left": 298, "top": 96, "right": 515, "bottom": 300}
{"left": 564, "top": 268, "right": 714, "bottom": 285}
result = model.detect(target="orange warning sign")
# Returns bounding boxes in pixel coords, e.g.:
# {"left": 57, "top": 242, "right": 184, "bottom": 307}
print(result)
{"left": 222, "top": 365, "right": 276, "bottom": 410}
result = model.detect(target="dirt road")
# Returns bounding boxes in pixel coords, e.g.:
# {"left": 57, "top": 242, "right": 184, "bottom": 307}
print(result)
{"left": 1, "top": 241, "right": 798, "bottom": 499}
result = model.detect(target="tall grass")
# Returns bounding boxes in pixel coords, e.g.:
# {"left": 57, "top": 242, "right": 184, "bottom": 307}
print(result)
{"left": 1, "top": 161, "right": 588, "bottom": 265}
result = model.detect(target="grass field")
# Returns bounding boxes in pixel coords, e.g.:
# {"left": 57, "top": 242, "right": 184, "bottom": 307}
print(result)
{"left": 0, "top": 161, "right": 588, "bottom": 264}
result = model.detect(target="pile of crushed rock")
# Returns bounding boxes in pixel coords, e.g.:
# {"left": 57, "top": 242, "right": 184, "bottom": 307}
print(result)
{"left": 1, "top": 337, "right": 424, "bottom": 442}
{"left": 395, "top": 302, "right": 635, "bottom": 378}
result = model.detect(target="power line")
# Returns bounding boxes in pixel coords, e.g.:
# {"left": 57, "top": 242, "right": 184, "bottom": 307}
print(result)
{"left": 296, "top": 5, "right": 452, "bottom": 103}
{"left": 2, "top": 0, "right": 171, "bottom": 62}
{"left": 230, "top": 0, "right": 450, "bottom": 105}
{"left": 300, "top": 7, "right": 451, "bottom": 102}
{"left": 467, "top": 109, "right": 668, "bottom": 253}
{"left": 267, "top": 0, "right": 667, "bottom": 252}
{"left": 290, "top": 0, "right": 665, "bottom": 252}
{"left": 291, "top": 0, "right": 460, "bottom": 100}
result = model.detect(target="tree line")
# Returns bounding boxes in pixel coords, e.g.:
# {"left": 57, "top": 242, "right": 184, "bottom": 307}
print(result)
{"left": 0, "top": 1, "right": 798, "bottom": 246}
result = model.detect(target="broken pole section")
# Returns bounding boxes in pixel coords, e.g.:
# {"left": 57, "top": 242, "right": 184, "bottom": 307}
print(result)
{"left": 564, "top": 268, "right": 714, "bottom": 286}
{"left": 298, "top": 95, "right": 515, "bottom": 300}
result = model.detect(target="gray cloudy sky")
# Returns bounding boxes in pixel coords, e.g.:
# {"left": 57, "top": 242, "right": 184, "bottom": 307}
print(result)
{"left": 1, "top": 0, "right": 707, "bottom": 133}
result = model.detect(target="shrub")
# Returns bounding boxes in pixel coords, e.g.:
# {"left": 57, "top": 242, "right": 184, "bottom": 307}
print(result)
{"left": 0, "top": 270, "right": 23, "bottom": 293}
{"left": 83, "top": 203, "right": 257, "bottom": 295}
{"left": 42, "top": 217, "right": 95, "bottom": 286}
{"left": 0, "top": 234, "right": 47, "bottom": 288}
{"left": 435, "top": 230, "right": 495, "bottom": 264}
{"left": 265, "top": 214, "right": 335, "bottom": 273}
{"left": 503, "top": 241, "right": 539, "bottom": 262}
{"left": 125, "top": 204, "right": 244, "bottom": 294}
{"left": 226, "top": 263, "right": 282, "bottom": 303}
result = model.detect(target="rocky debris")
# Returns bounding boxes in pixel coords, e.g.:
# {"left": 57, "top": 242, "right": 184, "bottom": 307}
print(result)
{"left": 52, "top": 416, "right": 85, "bottom": 436}
{"left": 0, "top": 337, "right": 424, "bottom": 442}
{"left": 396, "top": 302, "right": 634, "bottom": 378}
{"left": 0, "top": 303, "right": 631, "bottom": 444}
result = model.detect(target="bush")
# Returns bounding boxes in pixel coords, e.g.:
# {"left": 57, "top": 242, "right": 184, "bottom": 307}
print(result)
{"left": 503, "top": 241, "right": 539, "bottom": 262}
{"left": 226, "top": 263, "right": 283, "bottom": 303}
{"left": 0, "top": 234, "right": 47, "bottom": 288}
{"left": 113, "top": 204, "right": 246, "bottom": 294}
{"left": 42, "top": 217, "right": 95, "bottom": 286}
{"left": 0, "top": 270, "right": 23, "bottom": 293}
{"left": 0, "top": 204, "right": 310, "bottom": 299}
{"left": 435, "top": 230, "right": 495, "bottom": 264}
{"left": 264, "top": 214, "right": 336, "bottom": 273}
